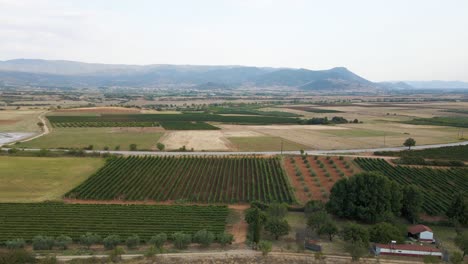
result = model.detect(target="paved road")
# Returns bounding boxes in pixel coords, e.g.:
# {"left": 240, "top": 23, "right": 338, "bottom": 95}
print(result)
{"left": 4, "top": 140, "right": 468, "bottom": 156}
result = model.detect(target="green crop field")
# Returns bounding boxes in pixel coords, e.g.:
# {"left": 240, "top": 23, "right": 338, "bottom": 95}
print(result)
{"left": 66, "top": 156, "right": 295, "bottom": 203}
{"left": 0, "top": 156, "right": 104, "bottom": 202}
{"left": 16, "top": 128, "right": 164, "bottom": 151}
{"left": 0, "top": 203, "right": 228, "bottom": 242}
{"left": 47, "top": 113, "right": 299, "bottom": 128}
{"left": 375, "top": 145, "right": 468, "bottom": 161}
{"left": 355, "top": 158, "right": 468, "bottom": 215}
{"left": 404, "top": 116, "right": 468, "bottom": 128}
{"left": 160, "top": 121, "right": 220, "bottom": 130}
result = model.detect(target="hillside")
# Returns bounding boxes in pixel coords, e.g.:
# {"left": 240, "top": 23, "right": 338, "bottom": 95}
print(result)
{"left": 0, "top": 59, "right": 381, "bottom": 92}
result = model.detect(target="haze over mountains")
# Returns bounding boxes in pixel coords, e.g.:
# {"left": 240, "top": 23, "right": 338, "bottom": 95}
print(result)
{"left": 0, "top": 59, "right": 466, "bottom": 91}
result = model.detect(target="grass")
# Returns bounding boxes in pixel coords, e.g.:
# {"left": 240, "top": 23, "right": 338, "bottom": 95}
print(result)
{"left": 228, "top": 136, "right": 309, "bottom": 151}
{"left": 17, "top": 127, "right": 164, "bottom": 150}
{"left": 429, "top": 225, "right": 465, "bottom": 254}
{"left": 0, "top": 110, "right": 43, "bottom": 132}
{"left": 0, "top": 156, "right": 104, "bottom": 202}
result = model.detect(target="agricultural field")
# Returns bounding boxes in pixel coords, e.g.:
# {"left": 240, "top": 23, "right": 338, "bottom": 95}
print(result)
{"left": 0, "top": 109, "right": 43, "bottom": 133}
{"left": 46, "top": 113, "right": 299, "bottom": 128}
{"left": 16, "top": 127, "right": 164, "bottom": 151}
{"left": 66, "top": 156, "right": 295, "bottom": 203}
{"left": 228, "top": 136, "right": 309, "bottom": 152}
{"left": 375, "top": 145, "right": 468, "bottom": 161}
{"left": 355, "top": 158, "right": 468, "bottom": 215}
{"left": 283, "top": 155, "right": 360, "bottom": 203}
{"left": 405, "top": 116, "right": 468, "bottom": 128}
{"left": 0, "top": 203, "right": 228, "bottom": 242}
{"left": 159, "top": 121, "right": 220, "bottom": 130}
{"left": 0, "top": 156, "right": 104, "bottom": 202}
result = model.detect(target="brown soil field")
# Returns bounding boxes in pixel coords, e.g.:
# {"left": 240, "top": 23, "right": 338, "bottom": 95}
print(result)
{"left": 0, "top": 119, "right": 19, "bottom": 125}
{"left": 284, "top": 155, "right": 361, "bottom": 204}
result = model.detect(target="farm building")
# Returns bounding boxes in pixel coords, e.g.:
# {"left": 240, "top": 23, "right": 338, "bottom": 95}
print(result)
{"left": 408, "top": 225, "right": 434, "bottom": 242}
{"left": 374, "top": 243, "right": 442, "bottom": 258}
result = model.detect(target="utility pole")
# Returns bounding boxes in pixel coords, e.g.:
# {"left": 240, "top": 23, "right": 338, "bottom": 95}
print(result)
{"left": 280, "top": 139, "right": 283, "bottom": 155}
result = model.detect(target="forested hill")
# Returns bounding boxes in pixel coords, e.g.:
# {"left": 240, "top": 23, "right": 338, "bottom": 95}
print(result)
{"left": 0, "top": 59, "right": 389, "bottom": 92}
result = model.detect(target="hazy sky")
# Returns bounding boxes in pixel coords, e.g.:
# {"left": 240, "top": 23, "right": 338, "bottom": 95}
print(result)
{"left": 1, "top": 0, "right": 467, "bottom": 81}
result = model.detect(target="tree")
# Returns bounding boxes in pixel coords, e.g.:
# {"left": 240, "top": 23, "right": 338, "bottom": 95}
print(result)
{"left": 304, "top": 200, "right": 326, "bottom": 218}
{"left": 307, "top": 210, "right": 331, "bottom": 234}
{"left": 80, "top": 232, "right": 101, "bottom": 249}
{"left": 194, "top": 230, "right": 215, "bottom": 247}
{"left": 55, "top": 235, "right": 72, "bottom": 250}
{"left": 369, "top": 223, "right": 404, "bottom": 244}
{"left": 342, "top": 223, "right": 369, "bottom": 245}
{"left": 103, "top": 235, "right": 120, "bottom": 250}
{"left": 217, "top": 233, "right": 234, "bottom": 247}
{"left": 258, "top": 240, "right": 272, "bottom": 256}
{"left": 345, "top": 242, "right": 368, "bottom": 262}
{"left": 125, "top": 234, "right": 140, "bottom": 249}
{"left": 401, "top": 185, "right": 424, "bottom": 223}
{"left": 32, "top": 235, "right": 55, "bottom": 250}
{"left": 172, "top": 232, "right": 191, "bottom": 249}
{"left": 449, "top": 251, "right": 464, "bottom": 264}
{"left": 267, "top": 203, "right": 288, "bottom": 219}
{"left": 37, "top": 122, "right": 44, "bottom": 128}
{"left": 5, "top": 239, "right": 25, "bottom": 249}
{"left": 265, "top": 218, "right": 290, "bottom": 240}
{"left": 318, "top": 221, "right": 338, "bottom": 241}
{"left": 109, "top": 247, "right": 125, "bottom": 263}
{"left": 129, "top": 144, "right": 137, "bottom": 151}
{"left": 156, "top": 143, "right": 165, "bottom": 151}
{"left": 149, "top": 233, "right": 167, "bottom": 249}
{"left": 404, "top": 138, "right": 416, "bottom": 150}
{"left": 245, "top": 207, "right": 267, "bottom": 244}
{"left": 454, "top": 232, "right": 468, "bottom": 257}
{"left": 327, "top": 172, "right": 403, "bottom": 223}
{"left": 447, "top": 193, "right": 467, "bottom": 225}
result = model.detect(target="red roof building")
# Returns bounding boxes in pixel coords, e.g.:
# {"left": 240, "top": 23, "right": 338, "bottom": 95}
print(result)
{"left": 407, "top": 225, "right": 434, "bottom": 242}
{"left": 374, "top": 243, "right": 442, "bottom": 258}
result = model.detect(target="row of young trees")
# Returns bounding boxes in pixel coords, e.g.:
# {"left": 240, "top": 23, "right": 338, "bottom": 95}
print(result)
{"left": 4, "top": 231, "right": 234, "bottom": 251}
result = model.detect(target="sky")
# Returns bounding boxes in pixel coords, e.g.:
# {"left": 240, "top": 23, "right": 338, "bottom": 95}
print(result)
{"left": 0, "top": 0, "right": 467, "bottom": 81}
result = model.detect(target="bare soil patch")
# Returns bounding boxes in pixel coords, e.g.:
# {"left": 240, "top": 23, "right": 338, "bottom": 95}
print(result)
{"left": 160, "top": 130, "right": 233, "bottom": 151}
{"left": 284, "top": 156, "right": 361, "bottom": 204}
{"left": 0, "top": 119, "right": 19, "bottom": 125}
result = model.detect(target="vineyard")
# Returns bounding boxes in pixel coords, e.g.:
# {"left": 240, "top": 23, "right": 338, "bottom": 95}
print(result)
{"left": 284, "top": 155, "right": 359, "bottom": 203}
{"left": 66, "top": 156, "right": 295, "bottom": 203}
{"left": 47, "top": 113, "right": 299, "bottom": 128}
{"left": 355, "top": 158, "right": 468, "bottom": 215}
{"left": 0, "top": 203, "right": 228, "bottom": 242}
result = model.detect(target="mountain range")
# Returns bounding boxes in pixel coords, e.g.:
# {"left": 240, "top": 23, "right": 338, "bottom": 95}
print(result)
{"left": 0, "top": 59, "right": 464, "bottom": 92}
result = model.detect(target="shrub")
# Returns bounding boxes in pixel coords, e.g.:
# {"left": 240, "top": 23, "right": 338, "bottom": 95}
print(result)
{"left": 258, "top": 240, "right": 272, "bottom": 256}
{"left": 55, "top": 235, "right": 72, "bottom": 250}
{"left": 80, "top": 232, "right": 101, "bottom": 249}
{"left": 149, "top": 233, "right": 167, "bottom": 249}
{"left": 109, "top": 247, "right": 125, "bottom": 263}
{"left": 172, "top": 232, "right": 191, "bottom": 249}
{"left": 217, "top": 233, "right": 234, "bottom": 247}
{"left": 129, "top": 144, "right": 137, "bottom": 151}
{"left": 194, "top": 230, "right": 215, "bottom": 247}
{"left": 0, "top": 250, "right": 35, "bottom": 264}
{"left": 32, "top": 235, "right": 55, "bottom": 250}
{"left": 5, "top": 239, "right": 25, "bottom": 249}
{"left": 125, "top": 234, "right": 140, "bottom": 249}
{"left": 103, "top": 235, "right": 120, "bottom": 250}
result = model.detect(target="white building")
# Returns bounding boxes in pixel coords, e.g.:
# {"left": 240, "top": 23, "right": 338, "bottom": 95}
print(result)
{"left": 374, "top": 243, "right": 442, "bottom": 258}
{"left": 408, "top": 225, "right": 434, "bottom": 242}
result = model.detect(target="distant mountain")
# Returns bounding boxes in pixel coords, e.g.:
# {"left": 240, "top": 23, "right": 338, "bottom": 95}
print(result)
{"left": 404, "top": 81, "right": 468, "bottom": 89}
{"left": 378, "top": 81, "right": 414, "bottom": 90}
{"left": 0, "top": 59, "right": 380, "bottom": 92}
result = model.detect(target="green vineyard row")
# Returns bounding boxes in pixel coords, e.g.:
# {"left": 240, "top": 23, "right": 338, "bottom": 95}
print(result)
{"left": 355, "top": 158, "right": 468, "bottom": 215}
{"left": 66, "top": 156, "right": 295, "bottom": 203}
{"left": 0, "top": 203, "right": 228, "bottom": 242}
